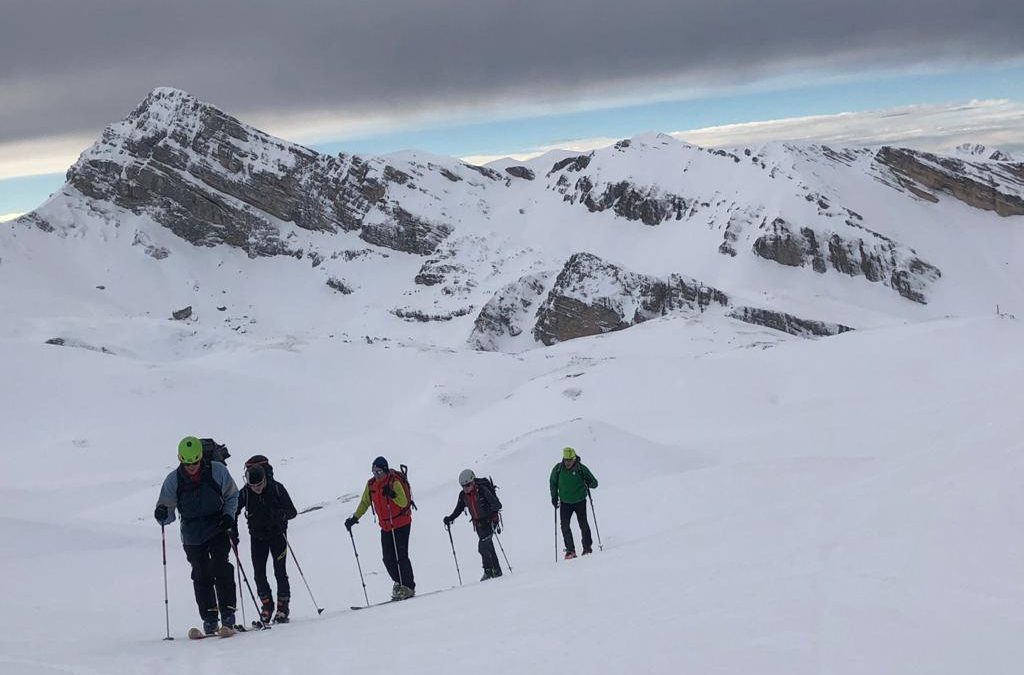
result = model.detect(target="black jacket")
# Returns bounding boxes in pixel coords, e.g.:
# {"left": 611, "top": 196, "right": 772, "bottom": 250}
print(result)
{"left": 447, "top": 479, "right": 502, "bottom": 526}
{"left": 236, "top": 480, "right": 297, "bottom": 541}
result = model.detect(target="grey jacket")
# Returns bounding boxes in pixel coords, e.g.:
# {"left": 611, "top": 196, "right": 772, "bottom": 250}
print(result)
{"left": 155, "top": 461, "right": 239, "bottom": 546}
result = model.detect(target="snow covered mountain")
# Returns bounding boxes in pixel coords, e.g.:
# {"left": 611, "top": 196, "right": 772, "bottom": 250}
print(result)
{"left": 3, "top": 89, "right": 1024, "bottom": 675}
{"left": 6, "top": 87, "right": 1023, "bottom": 355}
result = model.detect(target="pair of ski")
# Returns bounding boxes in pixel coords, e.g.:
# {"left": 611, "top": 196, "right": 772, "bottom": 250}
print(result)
{"left": 350, "top": 585, "right": 457, "bottom": 611}
{"left": 187, "top": 622, "right": 272, "bottom": 640}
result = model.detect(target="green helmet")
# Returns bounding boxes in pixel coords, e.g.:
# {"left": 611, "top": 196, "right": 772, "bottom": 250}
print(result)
{"left": 563, "top": 446, "right": 577, "bottom": 460}
{"left": 178, "top": 436, "right": 203, "bottom": 464}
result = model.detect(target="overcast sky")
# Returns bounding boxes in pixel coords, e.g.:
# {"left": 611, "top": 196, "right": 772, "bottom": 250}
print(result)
{"left": 2, "top": 0, "right": 1023, "bottom": 215}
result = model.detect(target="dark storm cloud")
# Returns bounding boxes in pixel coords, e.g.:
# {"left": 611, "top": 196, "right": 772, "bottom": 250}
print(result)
{"left": 3, "top": 0, "right": 1023, "bottom": 143}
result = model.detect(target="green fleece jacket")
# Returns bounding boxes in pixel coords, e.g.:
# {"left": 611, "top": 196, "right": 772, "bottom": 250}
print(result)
{"left": 550, "top": 459, "right": 598, "bottom": 505}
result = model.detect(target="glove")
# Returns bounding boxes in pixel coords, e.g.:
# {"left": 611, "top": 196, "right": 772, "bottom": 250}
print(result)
{"left": 229, "top": 526, "right": 240, "bottom": 546}
{"left": 551, "top": 497, "right": 559, "bottom": 508}
{"left": 382, "top": 485, "right": 396, "bottom": 499}
{"left": 154, "top": 504, "right": 168, "bottom": 523}
{"left": 344, "top": 516, "right": 358, "bottom": 531}
{"left": 443, "top": 515, "right": 453, "bottom": 527}
{"left": 220, "top": 514, "right": 235, "bottom": 534}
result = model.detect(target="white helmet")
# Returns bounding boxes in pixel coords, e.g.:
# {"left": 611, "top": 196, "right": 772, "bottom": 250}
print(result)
{"left": 458, "top": 469, "right": 476, "bottom": 486}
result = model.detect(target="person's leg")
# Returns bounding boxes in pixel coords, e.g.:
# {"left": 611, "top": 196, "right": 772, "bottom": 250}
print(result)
{"left": 250, "top": 537, "right": 272, "bottom": 601}
{"left": 209, "top": 533, "right": 237, "bottom": 623}
{"left": 476, "top": 522, "right": 500, "bottom": 577}
{"left": 270, "top": 534, "right": 290, "bottom": 599}
{"left": 380, "top": 528, "right": 401, "bottom": 586}
{"left": 394, "top": 524, "right": 415, "bottom": 591}
{"left": 270, "top": 534, "right": 290, "bottom": 620}
{"left": 559, "top": 501, "right": 576, "bottom": 553}
{"left": 183, "top": 542, "right": 218, "bottom": 624}
{"left": 575, "top": 501, "right": 593, "bottom": 553}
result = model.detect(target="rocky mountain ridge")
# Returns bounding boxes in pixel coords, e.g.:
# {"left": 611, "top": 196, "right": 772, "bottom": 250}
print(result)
{"left": 9, "top": 88, "right": 1024, "bottom": 352}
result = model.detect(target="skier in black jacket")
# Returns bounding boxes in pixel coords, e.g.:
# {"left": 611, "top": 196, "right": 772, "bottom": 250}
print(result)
{"left": 443, "top": 469, "right": 504, "bottom": 580}
{"left": 236, "top": 455, "right": 298, "bottom": 623}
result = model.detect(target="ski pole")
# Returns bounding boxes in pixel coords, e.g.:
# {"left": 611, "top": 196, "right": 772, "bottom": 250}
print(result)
{"left": 445, "top": 524, "right": 463, "bottom": 586}
{"left": 493, "top": 530, "right": 513, "bottom": 573}
{"left": 587, "top": 489, "right": 603, "bottom": 551}
{"left": 236, "top": 561, "right": 246, "bottom": 626}
{"left": 286, "top": 538, "right": 324, "bottom": 614}
{"left": 554, "top": 504, "right": 559, "bottom": 562}
{"left": 160, "top": 524, "right": 174, "bottom": 640}
{"left": 387, "top": 501, "right": 404, "bottom": 590}
{"left": 348, "top": 529, "right": 370, "bottom": 607}
{"left": 231, "top": 539, "right": 269, "bottom": 629}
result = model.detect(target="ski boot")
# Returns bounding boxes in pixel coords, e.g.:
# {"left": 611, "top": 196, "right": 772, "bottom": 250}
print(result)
{"left": 564, "top": 550, "right": 577, "bottom": 560}
{"left": 394, "top": 585, "right": 415, "bottom": 600}
{"left": 273, "top": 596, "right": 290, "bottom": 624}
{"left": 259, "top": 596, "right": 274, "bottom": 624}
{"left": 481, "top": 569, "right": 494, "bottom": 581}
{"left": 220, "top": 611, "right": 236, "bottom": 633}
{"left": 582, "top": 547, "right": 593, "bottom": 556}
{"left": 391, "top": 582, "right": 402, "bottom": 601}
{"left": 202, "top": 618, "right": 219, "bottom": 636}
{"left": 490, "top": 567, "right": 503, "bottom": 578}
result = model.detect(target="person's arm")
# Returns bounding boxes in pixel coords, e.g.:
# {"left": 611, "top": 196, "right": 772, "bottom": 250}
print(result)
{"left": 154, "top": 472, "right": 178, "bottom": 525}
{"left": 236, "top": 486, "right": 247, "bottom": 518}
{"left": 582, "top": 464, "right": 598, "bottom": 490}
{"left": 277, "top": 483, "right": 298, "bottom": 520}
{"left": 213, "top": 463, "right": 240, "bottom": 517}
{"left": 549, "top": 465, "right": 560, "bottom": 502}
{"left": 352, "top": 483, "right": 372, "bottom": 519}
{"left": 388, "top": 478, "right": 409, "bottom": 509}
{"left": 447, "top": 492, "right": 466, "bottom": 521}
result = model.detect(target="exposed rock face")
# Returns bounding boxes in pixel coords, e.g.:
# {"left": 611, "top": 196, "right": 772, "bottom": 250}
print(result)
{"left": 61, "top": 88, "right": 455, "bottom": 257}
{"left": 359, "top": 208, "right": 452, "bottom": 255}
{"left": 728, "top": 307, "right": 854, "bottom": 337}
{"left": 751, "top": 217, "right": 941, "bottom": 303}
{"left": 326, "top": 277, "right": 354, "bottom": 294}
{"left": 391, "top": 306, "right": 474, "bottom": 322}
{"left": 532, "top": 253, "right": 729, "bottom": 346}
{"left": 555, "top": 176, "right": 688, "bottom": 226}
{"left": 505, "top": 166, "right": 535, "bottom": 180}
{"left": 468, "top": 272, "right": 554, "bottom": 351}
{"left": 171, "top": 306, "right": 193, "bottom": 320}
{"left": 875, "top": 146, "right": 1024, "bottom": 217}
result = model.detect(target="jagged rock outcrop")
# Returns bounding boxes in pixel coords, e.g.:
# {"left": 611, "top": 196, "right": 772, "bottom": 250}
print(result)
{"left": 553, "top": 170, "right": 688, "bottom": 226}
{"left": 532, "top": 253, "right": 728, "bottom": 346}
{"left": 505, "top": 166, "right": 535, "bottom": 181}
{"left": 391, "top": 306, "right": 474, "bottom": 322}
{"left": 752, "top": 217, "right": 941, "bottom": 303}
{"left": 468, "top": 272, "right": 554, "bottom": 351}
{"left": 875, "top": 146, "right": 1024, "bottom": 216}
{"left": 359, "top": 208, "right": 451, "bottom": 255}
{"left": 728, "top": 307, "right": 854, "bottom": 337}
{"left": 326, "top": 277, "right": 354, "bottom": 294}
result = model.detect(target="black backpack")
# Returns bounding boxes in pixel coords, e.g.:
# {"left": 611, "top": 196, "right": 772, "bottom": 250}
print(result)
{"left": 200, "top": 438, "right": 230, "bottom": 465}
{"left": 476, "top": 476, "right": 503, "bottom": 516}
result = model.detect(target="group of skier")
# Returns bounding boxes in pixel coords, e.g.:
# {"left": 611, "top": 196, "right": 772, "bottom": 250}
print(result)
{"left": 154, "top": 436, "right": 599, "bottom": 637}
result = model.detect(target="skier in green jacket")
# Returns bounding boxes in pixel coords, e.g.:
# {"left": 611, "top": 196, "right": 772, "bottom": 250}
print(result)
{"left": 549, "top": 447, "right": 598, "bottom": 559}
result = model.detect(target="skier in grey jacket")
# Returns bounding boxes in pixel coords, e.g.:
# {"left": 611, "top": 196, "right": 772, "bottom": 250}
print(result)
{"left": 154, "top": 436, "right": 240, "bottom": 635}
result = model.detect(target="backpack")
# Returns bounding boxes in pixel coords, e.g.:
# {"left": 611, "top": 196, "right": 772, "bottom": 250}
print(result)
{"left": 244, "top": 454, "right": 274, "bottom": 481}
{"left": 200, "top": 438, "right": 230, "bottom": 465}
{"left": 371, "top": 464, "right": 417, "bottom": 517}
{"left": 476, "top": 476, "right": 502, "bottom": 512}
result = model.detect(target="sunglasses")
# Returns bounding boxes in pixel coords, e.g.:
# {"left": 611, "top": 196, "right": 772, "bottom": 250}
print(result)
{"left": 182, "top": 458, "right": 201, "bottom": 466}
{"left": 372, "top": 467, "right": 386, "bottom": 476}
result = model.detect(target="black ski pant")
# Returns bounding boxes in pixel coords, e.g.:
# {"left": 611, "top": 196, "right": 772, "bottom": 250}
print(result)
{"left": 381, "top": 524, "right": 415, "bottom": 590}
{"left": 183, "top": 531, "right": 237, "bottom": 621}
{"left": 560, "top": 500, "right": 592, "bottom": 553}
{"left": 475, "top": 520, "right": 501, "bottom": 573}
{"left": 251, "top": 533, "right": 290, "bottom": 601}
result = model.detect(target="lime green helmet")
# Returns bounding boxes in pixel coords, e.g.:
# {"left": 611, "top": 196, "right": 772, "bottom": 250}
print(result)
{"left": 178, "top": 436, "right": 203, "bottom": 464}
{"left": 563, "top": 446, "right": 577, "bottom": 460}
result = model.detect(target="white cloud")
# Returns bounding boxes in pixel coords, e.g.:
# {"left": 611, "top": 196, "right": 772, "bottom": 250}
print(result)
{"left": 463, "top": 99, "right": 1024, "bottom": 166}
{"left": 669, "top": 99, "right": 1024, "bottom": 152}
{"left": 0, "top": 212, "right": 25, "bottom": 222}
